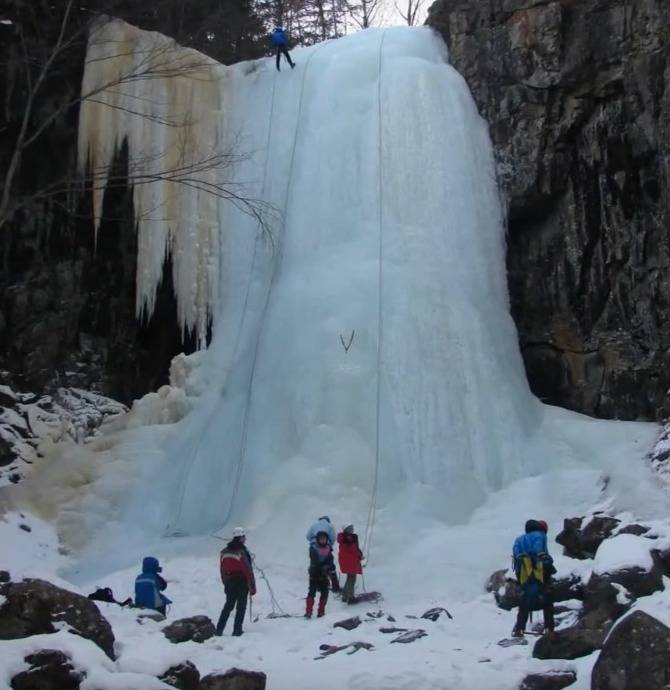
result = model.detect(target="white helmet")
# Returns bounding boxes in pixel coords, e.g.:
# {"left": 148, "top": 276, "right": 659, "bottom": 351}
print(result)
{"left": 232, "top": 526, "right": 246, "bottom": 538}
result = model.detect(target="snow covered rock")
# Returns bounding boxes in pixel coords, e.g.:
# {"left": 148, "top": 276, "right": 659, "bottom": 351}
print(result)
{"left": 486, "top": 569, "right": 521, "bottom": 610}
{"left": 333, "top": 616, "right": 361, "bottom": 630}
{"left": 591, "top": 534, "right": 664, "bottom": 598}
{"left": 549, "top": 575, "right": 585, "bottom": 603}
{"left": 649, "top": 421, "right": 670, "bottom": 484}
{"left": 0, "top": 579, "right": 115, "bottom": 659}
{"left": 159, "top": 660, "right": 200, "bottom": 690}
{"left": 534, "top": 578, "right": 631, "bottom": 661}
{"left": 162, "top": 616, "right": 215, "bottom": 644}
{"left": 518, "top": 670, "right": 577, "bottom": 690}
{"left": 199, "top": 668, "right": 266, "bottom": 690}
{"left": 651, "top": 547, "right": 670, "bottom": 578}
{"left": 591, "top": 611, "right": 670, "bottom": 690}
{"left": 0, "top": 385, "right": 126, "bottom": 486}
{"left": 9, "top": 649, "right": 84, "bottom": 690}
{"left": 556, "top": 516, "right": 620, "bottom": 559}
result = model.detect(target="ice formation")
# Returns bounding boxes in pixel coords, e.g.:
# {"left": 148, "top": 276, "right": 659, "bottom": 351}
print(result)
{"left": 78, "top": 19, "right": 225, "bottom": 339}
{"left": 64, "top": 21, "right": 664, "bottom": 556}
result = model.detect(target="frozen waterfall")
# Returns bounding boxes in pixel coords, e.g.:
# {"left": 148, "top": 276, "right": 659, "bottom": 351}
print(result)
{"left": 76, "top": 20, "right": 554, "bottom": 544}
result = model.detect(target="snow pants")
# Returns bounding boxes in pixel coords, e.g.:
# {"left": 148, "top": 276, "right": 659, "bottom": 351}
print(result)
{"left": 306, "top": 574, "right": 329, "bottom": 616}
{"left": 515, "top": 587, "right": 554, "bottom": 632}
{"left": 276, "top": 47, "right": 294, "bottom": 70}
{"left": 216, "top": 578, "right": 248, "bottom": 635}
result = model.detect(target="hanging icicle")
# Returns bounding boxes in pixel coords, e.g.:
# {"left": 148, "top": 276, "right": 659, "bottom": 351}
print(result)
{"left": 78, "top": 18, "right": 226, "bottom": 342}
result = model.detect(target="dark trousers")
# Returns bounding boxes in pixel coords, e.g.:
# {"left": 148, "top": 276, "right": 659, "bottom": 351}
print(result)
{"left": 308, "top": 575, "right": 329, "bottom": 602}
{"left": 342, "top": 574, "right": 356, "bottom": 602}
{"left": 216, "top": 578, "right": 248, "bottom": 635}
{"left": 515, "top": 588, "right": 554, "bottom": 632}
{"left": 276, "top": 47, "right": 294, "bottom": 70}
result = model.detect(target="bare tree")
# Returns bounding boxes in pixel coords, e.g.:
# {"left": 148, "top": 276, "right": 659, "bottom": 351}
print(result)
{"left": 346, "top": 0, "right": 384, "bottom": 29}
{"left": 0, "top": 0, "right": 273, "bottom": 234}
{"left": 394, "top": 0, "right": 425, "bottom": 26}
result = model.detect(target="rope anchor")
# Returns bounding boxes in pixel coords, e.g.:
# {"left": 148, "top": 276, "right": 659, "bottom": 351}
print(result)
{"left": 339, "top": 330, "right": 355, "bottom": 353}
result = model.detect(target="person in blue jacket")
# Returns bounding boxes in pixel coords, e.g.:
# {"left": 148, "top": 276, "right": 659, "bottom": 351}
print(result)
{"left": 511, "top": 519, "right": 555, "bottom": 637}
{"left": 306, "top": 516, "right": 339, "bottom": 592}
{"left": 271, "top": 26, "right": 295, "bottom": 71}
{"left": 135, "top": 556, "right": 172, "bottom": 615}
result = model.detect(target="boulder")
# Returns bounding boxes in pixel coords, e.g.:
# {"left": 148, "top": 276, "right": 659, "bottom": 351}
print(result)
{"left": 591, "top": 533, "right": 664, "bottom": 598}
{"left": 587, "top": 568, "right": 663, "bottom": 601}
{"left": 0, "top": 579, "right": 115, "bottom": 659}
{"left": 556, "top": 517, "right": 620, "bottom": 559}
{"left": 486, "top": 569, "right": 521, "bottom": 610}
{"left": 159, "top": 661, "right": 200, "bottom": 690}
{"left": 534, "top": 579, "right": 630, "bottom": 661}
{"left": 0, "top": 570, "right": 10, "bottom": 583}
{"left": 617, "top": 524, "right": 650, "bottom": 537}
{"left": 651, "top": 547, "right": 670, "bottom": 578}
{"left": 591, "top": 611, "right": 670, "bottom": 690}
{"left": 10, "top": 650, "right": 84, "bottom": 690}
{"left": 550, "top": 575, "right": 585, "bottom": 603}
{"left": 519, "top": 670, "right": 577, "bottom": 690}
{"left": 162, "top": 616, "right": 215, "bottom": 644}
{"left": 200, "top": 668, "right": 266, "bottom": 690}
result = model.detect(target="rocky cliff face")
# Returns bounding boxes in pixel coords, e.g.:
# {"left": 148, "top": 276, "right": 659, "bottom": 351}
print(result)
{"left": 427, "top": 0, "right": 670, "bottom": 420}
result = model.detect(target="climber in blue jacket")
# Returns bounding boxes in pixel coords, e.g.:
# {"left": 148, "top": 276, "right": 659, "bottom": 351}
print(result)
{"left": 271, "top": 27, "right": 295, "bottom": 71}
{"left": 135, "top": 556, "right": 172, "bottom": 615}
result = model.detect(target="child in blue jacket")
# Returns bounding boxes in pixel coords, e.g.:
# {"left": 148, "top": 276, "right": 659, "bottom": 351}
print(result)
{"left": 271, "top": 27, "right": 295, "bottom": 71}
{"left": 135, "top": 556, "right": 171, "bottom": 615}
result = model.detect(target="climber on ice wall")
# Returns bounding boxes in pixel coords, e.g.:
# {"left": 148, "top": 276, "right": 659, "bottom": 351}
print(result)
{"left": 271, "top": 26, "right": 295, "bottom": 71}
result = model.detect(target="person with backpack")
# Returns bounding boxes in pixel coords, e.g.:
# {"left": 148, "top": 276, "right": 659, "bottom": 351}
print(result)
{"left": 134, "top": 556, "right": 171, "bottom": 615}
{"left": 271, "top": 26, "right": 295, "bottom": 71}
{"left": 337, "top": 524, "right": 364, "bottom": 604}
{"left": 216, "top": 527, "right": 256, "bottom": 637}
{"left": 306, "top": 516, "right": 340, "bottom": 592}
{"left": 511, "top": 519, "right": 556, "bottom": 637}
{"left": 306, "top": 531, "right": 335, "bottom": 618}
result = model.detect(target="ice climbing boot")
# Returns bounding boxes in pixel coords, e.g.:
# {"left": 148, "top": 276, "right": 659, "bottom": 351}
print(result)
{"left": 305, "top": 596, "right": 315, "bottom": 618}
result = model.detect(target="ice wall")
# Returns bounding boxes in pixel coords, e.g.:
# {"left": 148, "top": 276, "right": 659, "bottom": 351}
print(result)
{"left": 75, "top": 21, "right": 549, "bottom": 543}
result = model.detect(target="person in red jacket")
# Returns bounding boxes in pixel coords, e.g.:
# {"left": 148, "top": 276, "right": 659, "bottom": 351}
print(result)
{"left": 216, "top": 527, "right": 256, "bottom": 636}
{"left": 337, "top": 524, "right": 363, "bottom": 604}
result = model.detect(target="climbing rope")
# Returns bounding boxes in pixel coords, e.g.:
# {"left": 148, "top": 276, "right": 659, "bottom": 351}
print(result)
{"left": 214, "top": 40, "right": 331, "bottom": 535}
{"left": 362, "top": 30, "right": 387, "bottom": 567}
{"left": 254, "top": 562, "right": 289, "bottom": 618}
{"left": 165, "top": 66, "right": 280, "bottom": 537}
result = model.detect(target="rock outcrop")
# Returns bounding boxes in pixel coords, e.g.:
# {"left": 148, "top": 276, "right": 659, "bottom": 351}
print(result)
{"left": 427, "top": 0, "right": 670, "bottom": 420}
{"left": 0, "top": 579, "right": 115, "bottom": 659}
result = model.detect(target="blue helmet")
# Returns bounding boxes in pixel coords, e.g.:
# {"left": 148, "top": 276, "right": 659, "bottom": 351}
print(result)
{"left": 142, "top": 556, "right": 162, "bottom": 573}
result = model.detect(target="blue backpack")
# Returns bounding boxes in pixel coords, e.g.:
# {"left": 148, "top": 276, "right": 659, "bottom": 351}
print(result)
{"left": 272, "top": 28, "right": 288, "bottom": 47}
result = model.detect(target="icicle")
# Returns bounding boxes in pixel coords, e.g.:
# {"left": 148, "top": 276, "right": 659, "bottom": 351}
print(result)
{"left": 77, "top": 18, "right": 226, "bottom": 342}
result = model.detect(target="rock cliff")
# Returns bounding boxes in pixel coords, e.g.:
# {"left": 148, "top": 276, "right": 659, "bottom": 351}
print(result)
{"left": 427, "top": 0, "right": 670, "bottom": 419}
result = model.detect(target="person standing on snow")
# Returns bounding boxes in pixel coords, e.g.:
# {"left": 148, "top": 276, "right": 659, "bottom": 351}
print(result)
{"left": 271, "top": 26, "right": 295, "bottom": 71}
{"left": 306, "top": 531, "right": 335, "bottom": 618}
{"left": 337, "top": 524, "right": 364, "bottom": 604}
{"left": 511, "top": 519, "right": 556, "bottom": 638}
{"left": 306, "top": 516, "right": 340, "bottom": 592}
{"left": 134, "top": 556, "right": 171, "bottom": 615}
{"left": 216, "top": 527, "right": 256, "bottom": 637}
